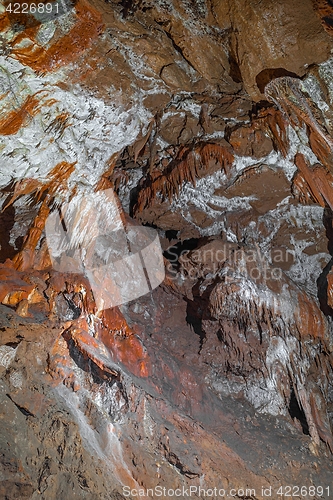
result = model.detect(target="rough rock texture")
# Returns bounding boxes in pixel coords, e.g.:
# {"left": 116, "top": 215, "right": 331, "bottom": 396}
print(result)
{"left": 224, "top": 0, "right": 333, "bottom": 100}
{"left": 1, "top": 0, "right": 333, "bottom": 498}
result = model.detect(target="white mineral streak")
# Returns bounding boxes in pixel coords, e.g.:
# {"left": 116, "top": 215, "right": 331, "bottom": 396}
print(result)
{"left": 168, "top": 135, "right": 325, "bottom": 248}
{"left": 209, "top": 250, "right": 323, "bottom": 417}
{"left": 0, "top": 55, "right": 152, "bottom": 193}
{"left": 318, "top": 57, "right": 333, "bottom": 106}
{"left": 252, "top": 203, "right": 330, "bottom": 296}
{"left": 56, "top": 383, "right": 145, "bottom": 494}
{"left": 0, "top": 345, "right": 17, "bottom": 369}
{"left": 9, "top": 369, "right": 23, "bottom": 389}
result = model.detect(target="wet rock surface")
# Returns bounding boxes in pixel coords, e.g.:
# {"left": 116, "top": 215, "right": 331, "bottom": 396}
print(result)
{"left": 1, "top": 0, "right": 333, "bottom": 498}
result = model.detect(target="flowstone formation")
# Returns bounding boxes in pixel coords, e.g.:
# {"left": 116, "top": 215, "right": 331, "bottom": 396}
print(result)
{"left": 1, "top": 0, "right": 333, "bottom": 498}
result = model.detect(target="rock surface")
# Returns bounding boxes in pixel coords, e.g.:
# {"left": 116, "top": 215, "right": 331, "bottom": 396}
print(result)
{"left": 1, "top": 0, "right": 333, "bottom": 498}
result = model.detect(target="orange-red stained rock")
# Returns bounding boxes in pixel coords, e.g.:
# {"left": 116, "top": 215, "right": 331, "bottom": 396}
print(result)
{"left": 295, "top": 289, "right": 327, "bottom": 339}
{"left": 48, "top": 303, "right": 150, "bottom": 380}
{"left": 0, "top": 11, "right": 10, "bottom": 32}
{"left": 0, "top": 261, "right": 35, "bottom": 305}
{"left": 13, "top": 200, "right": 50, "bottom": 271}
{"left": 97, "top": 308, "right": 151, "bottom": 378}
{"left": 312, "top": 164, "right": 333, "bottom": 211}
{"left": 10, "top": 0, "right": 104, "bottom": 73}
{"left": 294, "top": 153, "right": 333, "bottom": 210}
{"left": 294, "top": 153, "right": 326, "bottom": 206}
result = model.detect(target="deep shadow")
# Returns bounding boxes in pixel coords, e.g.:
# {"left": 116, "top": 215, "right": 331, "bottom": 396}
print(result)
{"left": 186, "top": 301, "right": 204, "bottom": 345}
{"left": 129, "top": 185, "right": 140, "bottom": 217}
{"left": 62, "top": 330, "right": 121, "bottom": 385}
{"left": 165, "top": 229, "right": 179, "bottom": 241}
{"left": 120, "top": 0, "right": 143, "bottom": 17}
{"left": 288, "top": 388, "right": 310, "bottom": 435}
{"left": 256, "top": 67, "right": 300, "bottom": 94}
{"left": 323, "top": 15, "right": 333, "bottom": 27}
{"left": 228, "top": 53, "right": 243, "bottom": 84}
{"left": 185, "top": 279, "right": 218, "bottom": 352}
{"left": 163, "top": 238, "right": 200, "bottom": 266}
{"left": 0, "top": 204, "right": 17, "bottom": 262}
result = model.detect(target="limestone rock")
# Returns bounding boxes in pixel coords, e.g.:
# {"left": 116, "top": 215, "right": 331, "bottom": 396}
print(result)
{"left": 227, "top": 0, "right": 333, "bottom": 100}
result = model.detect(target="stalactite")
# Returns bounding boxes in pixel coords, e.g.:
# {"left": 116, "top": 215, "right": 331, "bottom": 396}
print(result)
{"left": 257, "top": 107, "right": 289, "bottom": 157}
{"left": 95, "top": 154, "right": 119, "bottom": 192}
{"left": 265, "top": 76, "right": 333, "bottom": 170}
{"left": 297, "top": 385, "right": 321, "bottom": 447}
{"left": 127, "top": 119, "right": 154, "bottom": 165}
{"left": 12, "top": 198, "right": 50, "bottom": 271}
{"left": 1, "top": 162, "right": 77, "bottom": 271}
{"left": 134, "top": 142, "right": 234, "bottom": 213}
{"left": 3, "top": 161, "right": 76, "bottom": 211}
{"left": 204, "top": 245, "right": 332, "bottom": 448}
{"left": 309, "top": 388, "right": 333, "bottom": 453}
{"left": 0, "top": 95, "right": 40, "bottom": 136}
{"left": 293, "top": 153, "right": 333, "bottom": 210}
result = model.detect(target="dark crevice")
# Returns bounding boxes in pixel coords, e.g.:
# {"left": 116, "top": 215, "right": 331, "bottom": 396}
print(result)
{"left": 4, "top": 341, "right": 21, "bottom": 348}
{"left": 323, "top": 15, "right": 333, "bottom": 27}
{"left": 165, "top": 229, "right": 179, "bottom": 241}
{"left": 62, "top": 331, "right": 120, "bottom": 384}
{"left": 163, "top": 30, "right": 198, "bottom": 73}
{"left": 163, "top": 237, "right": 200, "bottom": 265}
{"left": 129, "top": 185, "right": 140, "bottom": 217}
{"left": 120, "top": 0, "right": 142, "bottom": 18}
{"left": 165, "top": 451, "right": 200, "bottom": 478}
{"left": 288, "top": 388, "right": 310, "bottom": 435}
{"left": 6, "top": 394, "right": 34, "bottom": 417}
{"left": 256, "top": 68, "right": 300, "bottom": 94}
{"left": 186, "top": 305, "right": 204, "bottom": 345}
{"left": 63, "top": 293, "right": 82, "bottom": 320}
{"left": 228, "top": 53, "right": 243, "bottom": 84}
{"left": 0, "top": 204, "right": 16, "bottom": 262}
{"left": 185, "top": 279, "right": 217, "bottom": 352}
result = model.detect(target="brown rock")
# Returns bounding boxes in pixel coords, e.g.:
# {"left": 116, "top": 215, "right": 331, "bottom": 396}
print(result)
{"left": 160, "top": 16, "right": 238, "bottom": 90}
{"left": 160, "top": 112, "right": 186, "bottom": 144}
{"left": 160, "top": 63, "right": 193, "bottom": 90}
{"left": 210, "top": 0, "right": 232, "bottom": 30}
{"left": 179, "top": 240, "right": 238, "bottom": 278}
{"left": 229, "top": 126, "right": 273, "bottom": 158}
{"left": 178, "top": 115, "right": 202, "bottom": 143}
{"left": 226, "top": 0, "right": 333, "bottom": 99}
{"left": 212, "top": 95, "right": 252, "bottom": 121}
{"left": 0, "top": 262, "right": 35, "bottom": 306}
{"left": 225, "top": 165, "right": 291, "bottom": 214}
